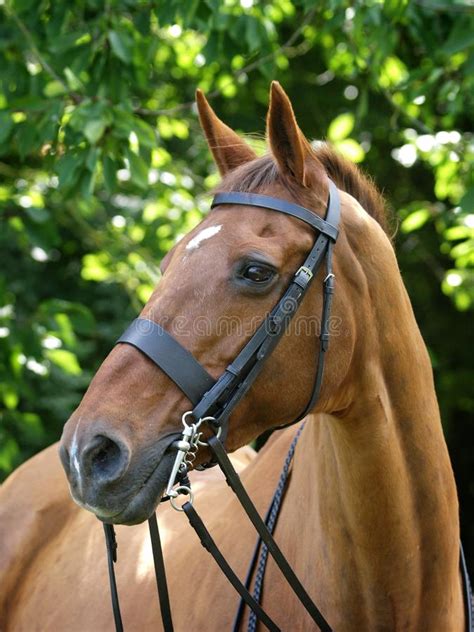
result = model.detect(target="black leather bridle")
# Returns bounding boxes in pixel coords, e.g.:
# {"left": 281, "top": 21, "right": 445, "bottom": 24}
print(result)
{"left": 100, "top": 178, "right": 473, "bottom": 632}
{"left": 117, "top": 180, "right": 340, "bottom": 441}
{"left": 102, "top": 179, "right": 339, "bottom": 632}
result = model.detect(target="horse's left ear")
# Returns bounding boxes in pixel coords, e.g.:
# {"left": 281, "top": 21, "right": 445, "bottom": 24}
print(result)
{"left": 196, "top": 89, "right": 257, "bottom": 175}
{"left": 266, "top": 81, "right": 310, "bottom": 186}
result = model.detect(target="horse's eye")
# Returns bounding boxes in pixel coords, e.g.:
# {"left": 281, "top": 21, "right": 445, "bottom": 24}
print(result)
{"left": 242, "top": 264, "right": 275, "bottom": 284}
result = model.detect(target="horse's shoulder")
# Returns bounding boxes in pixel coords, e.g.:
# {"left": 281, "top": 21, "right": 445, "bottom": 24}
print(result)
{"left": 0, "top": 442, "right": 71, "bottom": 523}
{"left": 0, "top": 443, "right": 76, "bottom": 626}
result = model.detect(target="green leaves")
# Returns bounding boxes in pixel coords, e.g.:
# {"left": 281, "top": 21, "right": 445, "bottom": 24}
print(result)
{"left": 0, "top": 0, "right": 473, "bottom": 492}
{"left": 379, "top": 56, "right": 408, "bottom": 89}
{"left": 57, "top": 153, "right": 85, "bottom": 189}
{"left": 84, "top": 119, "right": 108, "bottom": 145}
{"left": 328, "top": 113, "right": 354, "bottom": 141}
{"left": 336, "top": 139, "right": 365, "bottom": 163}
{"left": 108, "top": 30, "right": 133, "bottom": 64}
{"left": 460, "top": 187, "right": 474, "bottom": 213}
{"left": 401, "top": 208, "right": 430, "bottom": 233}
{"left": 441, "top": 17, "right": 474, "bottom": 55}
{"left": 45, "top": 349, "right": 82, "bottom": 375}
{"left": 102, "top": 155, "right": 117, "bottom": 193}
{"left": 125, "top": 148, "right": 149, "bottom": 189}
{"left": 0, "top": 111, "right": 14, "bottom": 144}
{"left": 327, "top": 113, "right": 365, "bottom": 163}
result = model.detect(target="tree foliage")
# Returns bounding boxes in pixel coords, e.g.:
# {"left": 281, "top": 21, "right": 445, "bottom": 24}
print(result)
{"left": 0, "top": 0, "right": 473, "bottom": 553}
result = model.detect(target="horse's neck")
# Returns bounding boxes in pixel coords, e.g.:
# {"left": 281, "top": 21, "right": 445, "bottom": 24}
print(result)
{"left": 280, "top": 283, "right": 463, "bottom": 630}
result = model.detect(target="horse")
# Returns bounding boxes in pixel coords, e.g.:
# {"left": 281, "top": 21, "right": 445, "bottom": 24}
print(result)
{"left": 0, "top": 82, "right": 466, "bottom": 631}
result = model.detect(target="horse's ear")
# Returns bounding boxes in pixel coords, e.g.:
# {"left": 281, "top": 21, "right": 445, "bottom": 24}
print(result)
{"left": 196, "top": 90, "right": 257, "bottom": 175}
{"left": 266, "top": 81, "right": 309, "bottom": 186}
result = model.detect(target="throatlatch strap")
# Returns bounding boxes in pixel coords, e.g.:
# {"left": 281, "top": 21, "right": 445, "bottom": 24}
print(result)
{"left": 208, "top": 435, "right": 332, "bottom": 632}
{"left": 117, "top": 319, "right": 216, "bottom": 405}
{"left": 287, "top": 240, "right": 336, "bottom": 426}
{"left": 182, "top": 502, "right": 280, "bottom": 632}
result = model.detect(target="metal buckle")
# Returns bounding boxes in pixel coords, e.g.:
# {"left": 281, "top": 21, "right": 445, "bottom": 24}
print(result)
{"left": 296, "top": 266, "right": 313, "bottom": 281}
{"left": 294, "top": 266, "right": 313, "bottom": 289}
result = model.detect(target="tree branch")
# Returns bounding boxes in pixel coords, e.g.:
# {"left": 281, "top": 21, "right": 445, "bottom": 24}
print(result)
{"left": 414, "top": 0, "right": 474, "bottom": 14}
{"left": 4, "top": 6, "right": 81, "bottom": 104}
{"left": 383, "top": 89, "right": 433, "bottom": 134}
{"left": 135, "top": 7, "right": 318, "bottom": 118}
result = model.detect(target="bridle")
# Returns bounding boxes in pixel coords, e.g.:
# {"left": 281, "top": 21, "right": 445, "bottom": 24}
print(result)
{"left": 117, "top": 181, "right": 340, "bottom": 442}
{"left": 102, "top": 178, "right": 339, "bottom": 632}
{"left": 99, "top": 178, "right": 473, "bottom": 632}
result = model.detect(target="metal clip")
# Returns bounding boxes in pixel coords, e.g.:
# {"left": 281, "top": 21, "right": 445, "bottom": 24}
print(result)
{"left": 323, "top": 272, "right": 335, "bottom": 295}
{"left": 166, "top": 412, "right": 201, "bottom": 497}
{"left": 165, "top": 414, "right": 222, "bottom": 500}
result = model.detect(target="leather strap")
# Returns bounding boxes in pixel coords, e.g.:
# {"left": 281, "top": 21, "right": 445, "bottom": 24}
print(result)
{"left": 207, "top": 435, "right": 332, "bottom": 632}
{"left": 192, "top": 181, "right": 340, "bottom": 436}
{"left": 212, "top": 192, "right": 339, "bottom": 241}
{"left": 183, "top": 502, "right": 280, "bottom": 631}
{"left": 110, "top": 179, "right": 339, "bottom": 629}
{"left": 148, "top": 514, "right": 174, "bottom": 632}
{"left": 103, "top": 523, "right": 124, "bottom": 632}
{"left": 461, "top": 543, "right": 474, "bottom": 632}
{"left": 233, "top": 422, "right": 306, "bottom": 632}
{"left": 117, "top": 319, "right": 216, "bottom": 405}
{"left": 279, "top": 240, "right": 335, "bottom": 428}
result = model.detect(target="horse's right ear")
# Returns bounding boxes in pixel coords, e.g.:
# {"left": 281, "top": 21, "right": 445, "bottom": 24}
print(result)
{"left": 266, "top": 81, "right": 309, "bottom": 186}
{"left": 196, "top": 90, "right": 256, "bottom": 175}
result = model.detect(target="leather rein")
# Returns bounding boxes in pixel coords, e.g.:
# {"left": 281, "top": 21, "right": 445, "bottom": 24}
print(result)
{"left": 99, "top": 180, "right": 473, "bottom": 631}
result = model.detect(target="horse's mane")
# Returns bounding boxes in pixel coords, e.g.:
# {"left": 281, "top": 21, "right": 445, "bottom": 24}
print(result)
{"left": 216, "top": 143, "right": 391, "bottom": 237}
{"left": 314, "top": 144, "right": 391, "bottom": 236}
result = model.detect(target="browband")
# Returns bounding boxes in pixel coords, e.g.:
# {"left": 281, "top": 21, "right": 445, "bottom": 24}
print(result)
{"left": 212, "top": 191, "right": 339, "bottom": 241}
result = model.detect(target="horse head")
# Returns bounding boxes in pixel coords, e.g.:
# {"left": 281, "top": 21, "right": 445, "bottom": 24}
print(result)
{"left": 59, "top": 83, "right": 381, "bottom": 525}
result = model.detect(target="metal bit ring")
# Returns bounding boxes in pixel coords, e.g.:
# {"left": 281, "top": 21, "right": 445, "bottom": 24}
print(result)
{"left": 170, "top": 486, "right": 194, "bottom": 512}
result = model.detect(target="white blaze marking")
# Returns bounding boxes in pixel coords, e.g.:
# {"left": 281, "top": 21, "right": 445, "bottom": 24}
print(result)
{"left": 185, "top": 224, "right": 222, "bottom": 251}
{"left": 70, "top": 417, "right": 83, "bottom": 494}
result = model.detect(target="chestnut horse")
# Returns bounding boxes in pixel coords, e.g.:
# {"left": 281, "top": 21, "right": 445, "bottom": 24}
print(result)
{"left": 0, "top": 83, "right": 466, "bottom": 631}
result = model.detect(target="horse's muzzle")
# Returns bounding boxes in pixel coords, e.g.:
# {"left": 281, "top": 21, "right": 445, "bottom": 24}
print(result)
{"left": 59, "top": 426, "right": 178, "bottom": 525}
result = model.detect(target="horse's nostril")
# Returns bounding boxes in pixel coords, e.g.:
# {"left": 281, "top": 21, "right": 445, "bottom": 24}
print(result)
{"left": 81, "top": 434, "right": 130, "bottom": 483}
{"left": 91, "top": 439, "right": 120, "bottom": 473}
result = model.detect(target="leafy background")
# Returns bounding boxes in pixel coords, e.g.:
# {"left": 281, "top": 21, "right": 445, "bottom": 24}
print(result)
{"left": 0, "top": 0, "right": 473, "bottom": 565}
